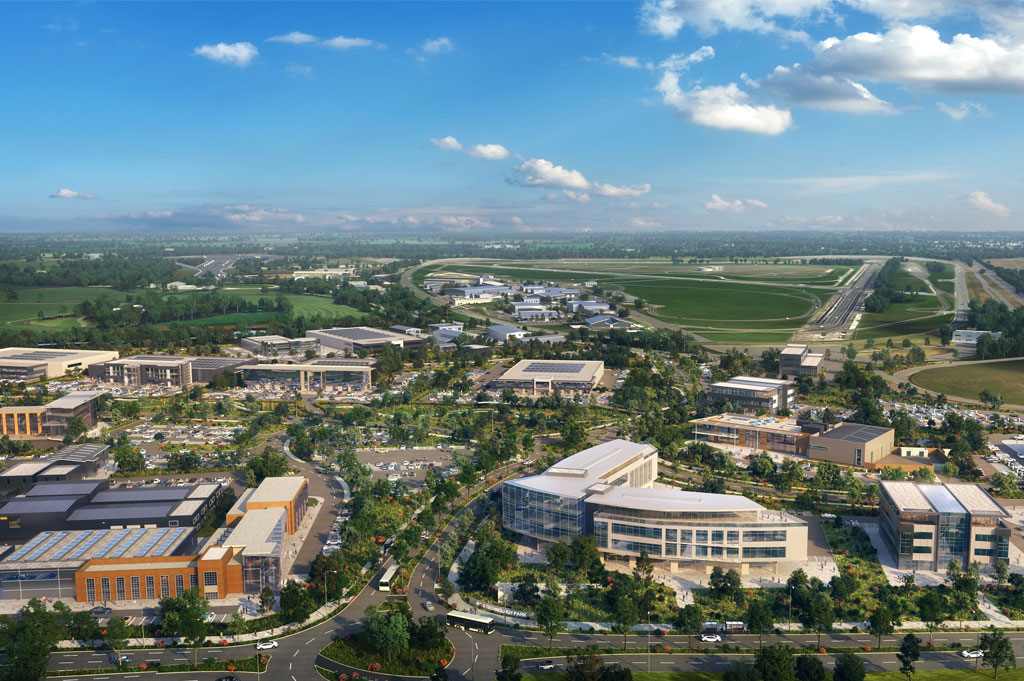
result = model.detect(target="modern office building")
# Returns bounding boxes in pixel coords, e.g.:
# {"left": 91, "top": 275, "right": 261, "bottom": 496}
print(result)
{"left": 226, "top": 476, "right": 308, "bottom": 535}
{"left": 491, "top": 359, "right": 605, "bottom": 395}
{"left": 706, "top": 376, "right": 796, "bottom": 413}
{"left": 307, "top": 327, "right": 428, "bottom": 355}
{"left": 214, "top": 507, "right": 286, "bottom": 593}
{"left": 0, "top": 391, "right": 103, "bottom": 439}
{"left": 0, "top": 348, "right": 119, "bottom": 382}
{"left": 808, "top": 423, "right": 895, "bottom": 467}
{"left": 502, "top": 439, "right": 807, "bottom": 570}
{"left": 486, "top": 325, "right": 530, "bottom": 343}
{"left": 951, "top": 330, "right": 1003, "bottom": 345}
{"left": 779, "top": 344, "right": 824, "bottom": 377}
{"left": 88, "top": 355, "right": 255, "bottom": 387}
{"left": 879, "top": 481, "right": 1011, "bottom": 571}
{"left": 240, "top": 335, "right": 320, "bottom": 357}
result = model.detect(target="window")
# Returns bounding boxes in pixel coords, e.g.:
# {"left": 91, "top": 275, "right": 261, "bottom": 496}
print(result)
{"left": 696, "top": 530, "right": 708, "bottom": 543}
{"left": 190, "top": 574, "right": 198, "bottom": 590}
{"left": 975, "top": 534, "right": 996, "bottom": 542}
{"left": 131, "top": 577, "right": 140, "bottom": 600}
{"left": 711, "top": 531, "right": 724, "bottom": 543}
{"left": 742, "top": 547, "right": 786, "bottom": 559}
{"left": 727, "top": 547, "right": 739, "bottom": 557}
{"left": 665, "top": 544, "right": 677, "bottom": 556}
{"left": 611, "top": 523, "right": 662, "bottom": 539}
{"left": 610, "top": 539, "right": 661, "bottom": 555}
{"left": 85, "top": 578, "right": 95, "bottom": 601}
{"left": 100, "top": 578, "right": 110, "bottom": 601}
{"left": 695, "top": 545, "right": 708, "bottom": 557}
{"left": 115, "top": 577, "right": 126, "bottom": 601}
{"left": 912, "top": 546, "right": 931, "bottom": 554}
{"left": 975, "top": 548, "right": 995, "bottom": 557}
{"left": 146, "top": 575, "right": 155, "bottom": 600}
{"left": 711, "top": 546, "right": 724, "bottom": 557}
{"left": 743, "top": 530, "right": 787, "bottom": 543}
{"left": 727, "top": 531, "right": 739, "bottom": 543}
{"left": 175, "top": 574, "right": 185, "bottom": 596}
{"left": 899, "top": 532, "right": 913, "bottom": 555}
{"left": 680, "top": 530, "right": 693, "bottom": 542}
{"left": 665, "top": 529, "right": 677, "bottom": 542}
{"left": 914, "top": 531, "right": 933, "bottom": 540}
{"left": 169, "top": 520, "right": 179, "bottom": 527}
{"left": 160, "top": 575, "right": 170, "bottom": 598}
{"left": 204, "top": 571, "right": 218, "bottom": 587}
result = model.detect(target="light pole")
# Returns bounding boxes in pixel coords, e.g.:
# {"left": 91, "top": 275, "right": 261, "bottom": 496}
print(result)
{"left": 647, "top": 612, "right": 652, "bottom": 672}
{"left": 325, "top": 570, "right": 338, "bottom": 610}
{"left": 788, "top": 584, "right": 793, "bottom": 633}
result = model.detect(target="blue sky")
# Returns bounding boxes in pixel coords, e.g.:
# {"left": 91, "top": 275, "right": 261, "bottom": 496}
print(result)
{"left": 2, "top": 0, "right": 1023, "bottom": 232}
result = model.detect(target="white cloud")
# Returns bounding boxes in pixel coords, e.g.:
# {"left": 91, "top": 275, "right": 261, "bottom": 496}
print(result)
{"left": 937, "top": 100, "right": 989, "bottom": 120}
{"left": 514, "top": 159, "right": 590, "bottom": 190}
{"left": 761, "top": 65, "right": 896, "bottom": 113}
{"left": 603, "top": 54, "right": 652, "bottom": 70}
{"left": 128, "top": 209, "right": 173, "bottom": 219}
{"left": 659, "top": 45, "right": 715, "bottom": 72}
{"left": 704, "top": 194, "right": 768, "bottom": 212}
{"left": 639, "top": 0, "right": 828, "bottom": 40}
{"left": 815, "top": 214, "right": 844, "bottom": 223}
{"left": 266, "top": 31, "right": 318, "bottom": 44}
{"left": 629, "top": 217, "right": 662, "bottom": 228}
{"left": 430, "top": 136, "right": 463, "bottom": 151}
{"left": 466, "top": 144, "right": 510, "bottom": 160}
{"left": 592, "top": 182, "right": 652, "bottom": 198}
{"left": 563, "top": 190, "right": 592, "bottom": 204}
{"left": 44, "top": 16, "right": 78, "bottom": 31}
{"left": 967, "top": 190, "right": 1011, "bottom": 216}
{"left": 658, "top": 76, "right": 793, "bottom": 134}
{"left": 223, "top": 204, "right": 306, "bottom": 223}
{"left": 193, "top": 42, "right": 258, "bottom": 66}
{"left": 421, "top": 37, "right": 454, "bottom": 55}
{"left": 777, "top": 170, "right": 952, "bottom": 194}
{"left": 322, "top": 35, "right": 382, "bottom": 50}
{"left": 50, "top": 188, "right": 97, "bottom": 199}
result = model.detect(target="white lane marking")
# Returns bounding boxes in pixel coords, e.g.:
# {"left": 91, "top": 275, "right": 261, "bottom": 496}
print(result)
{"left": 474, "top": 655, "right": 478, "bottom": 662}
{"left": 307, "top": 637, "right": 315, "bottom": 644}
{"left": 292, "top": 676, "right": 298, "bottom": 681}
{"left": 293, "top": 650, "right": 300, "bottom": 657}
{"left": 290, "top": 663, "right": 293, "bottom": 670}
{"left": 464, "top": 670, "right": 471, "bottom": 675}
{"left": 60, "top": 662, "right": 76, "bottom": 666}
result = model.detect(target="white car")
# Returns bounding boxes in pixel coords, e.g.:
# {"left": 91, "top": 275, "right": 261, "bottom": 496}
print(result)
{"left": 700, "top": 634, "right": 722, "bottom": 643}
{"left": 961, "top": 649, "right": 984, "bottom": 659}
{"left": 538, "top": 661, "right": 556, "bottom": 670}
{"left": 204, "top": 612, "right": 216, "bottom": 622}
{"left": 255, "top": 640, "right": 279, "bottom": 650}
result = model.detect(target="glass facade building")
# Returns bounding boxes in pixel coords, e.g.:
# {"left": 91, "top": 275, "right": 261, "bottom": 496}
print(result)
{"left": 501, "top": 481, "right": 586, "bottom": 542}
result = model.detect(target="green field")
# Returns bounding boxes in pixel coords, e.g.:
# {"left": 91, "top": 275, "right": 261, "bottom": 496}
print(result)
{"left": 926, "top": 263, "right": 956, "bottom": 294}
{"left": 911, "top": 359, "right": 1024, "bottom": 403}
{"left": 857, "top": 295, "right": 943, "bottom": 329}
{"left": 697, "top": 331, "right": 797, "bottom": 344}
{"left": 167, "top": 288, "right": 362, "bottom": 319}
{"left": 854, "top": 313, "right": 954, "bottom": 341}
{"left": 0, "top": 286, "right": 116, "bottom": 326}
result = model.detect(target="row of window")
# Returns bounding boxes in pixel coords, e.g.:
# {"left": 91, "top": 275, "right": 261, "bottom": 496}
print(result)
{"left": 85, "top": 573, "right": 203, "bottom": 602}
{"left": 605, "top": 526, "right": 787, "bottom": 545}
{"left": 611, "top": 523, "right": 662, "bottom": 539}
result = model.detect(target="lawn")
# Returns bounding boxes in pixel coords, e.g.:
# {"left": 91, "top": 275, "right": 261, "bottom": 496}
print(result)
{"left": 854, "top": 313, "right": 955, "bottom": 341}
{"left": 926, "top": 264, "right": 956, "bottom": 295}
{"left": 0, "top": 286, "right": 115, "bottom": 326}
{"left": 697, "top": 331, "right": 797, "bottom": 344}
{"left": 319, "top": 631, "right": 452, "bottom": 676}
{"left": 966, "top": 272, "right": 995, "bottom": 305}
{"left": 911, "top": 360, "right": 1024, "bottom": 404}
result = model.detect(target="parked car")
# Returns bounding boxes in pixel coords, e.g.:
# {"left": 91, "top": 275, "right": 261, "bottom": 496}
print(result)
{"left": 109, "top": 654, "right": 132, "bottom": 665}
{"left": 699, "top": 634, "right": 722, "bottom": 643}
{"left": 538, "top": 661, "right": 556, "bottom": 670}
{"left": 255, "top": 640, "right": 278, "bottom": 650}
{"left": 90, "top": 606, "right": 113, "bottom": 616}
{"left": 961, "top": 650, "right": 984, "bottom": 659}
{"left": 216, "top": 676, "right": 240, "bottom": 681}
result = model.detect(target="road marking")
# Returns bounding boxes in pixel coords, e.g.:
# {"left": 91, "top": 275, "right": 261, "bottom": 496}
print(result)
{"left": 475, "top": 655, "right": 478, "bottom": 662}
{"left": 293, "top": 650, "right": 300, "bottom": 657}
{"left": 60, "top": 662, "right": 76, "bottom": 665}
{"left": 292, "top": 676, "right": 298, "bottom": 681}
{"left": 290, "top": 663, "right": 293, "bottom": 670}
{"left": 464, "top": 670, "right": 471, "bottom": 675}
{"left": 307, "top": 637, "right": 316, "bottom": 644}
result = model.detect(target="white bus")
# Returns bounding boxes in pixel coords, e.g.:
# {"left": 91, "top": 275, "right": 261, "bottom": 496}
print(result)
{"left": 446, "top": 610, "right": 495, "bottom": 634}
{"left": 378, "top": 564, "right": 399, "bottom": 592}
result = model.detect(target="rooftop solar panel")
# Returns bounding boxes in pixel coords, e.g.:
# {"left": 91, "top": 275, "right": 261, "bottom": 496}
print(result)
{"left": 920, "top": 484, "right": 967, "bottom": 514}
{"left": 94, "top": 528, "right": 130, "bottom": 558}
{"left": 69, "top": 530, "right": 108, "bottom": 559}
{"left": 49, "top": 531, "right": 92, "bottom": 560}
{"left": 522, "top": 362, "right": 586, "bottom": 374}
{"left": 6, "top": 532, "right": 53, "bottom": 561}
{"left": 25, "top": 531, "right": 69, "bottom": 560}
{"left": 134, "top": 527, "right": 168, "bottom": 556}
{"left": 153, "top": 527, "right": 185, "bottom": 555}
{"left": 108, "top": 528, "right": 147, "bottom": 558}
{"left": 321, "top": 328, "right": 391, "bottom": 340}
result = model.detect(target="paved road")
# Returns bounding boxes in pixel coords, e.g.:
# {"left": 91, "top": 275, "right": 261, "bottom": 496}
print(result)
{"left": 799, "top": 262, "right": 881, "bottom": 338}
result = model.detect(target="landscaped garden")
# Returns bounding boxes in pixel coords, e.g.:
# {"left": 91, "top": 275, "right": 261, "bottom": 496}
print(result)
{"left": 320, "top": 603, "right": 453, "bottom": 675}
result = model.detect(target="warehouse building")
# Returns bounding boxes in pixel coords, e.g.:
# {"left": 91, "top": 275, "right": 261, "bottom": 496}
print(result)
{"left": 706, "top": 376, "right": 796, "bottom": 413}
{"left": 491, "top": 359, "right": 605, "bottom": 395}
{"left": 779, "top": 344, "right": 824, "bottom": 377}
{"left": 807, "top": 423, "right": 895, "bottom": 468}
{"left": 89, "top": 355, "right": 255, "bottom": 387}
{"left": 240, "top": 335, "right": 320, "bottom": 357}
{"left": 502, "top": 439, "right": 807, "bottom": 570}
{"left": 0, "top": 348, "right": 119, "bottom": 382}
{"left": 567, "top": 301, "right": 611, "bottom": 315}
{"left": 0, "top": 444, "right": 111, "bottom": 490}
{"left": 486, "top": 325, "right": 529, "bottom": 343}
{"left": 879, "top": 481, "right": 1011, "bottom": 572}
{"left": 307, "top": 327, "right": 428, "bottom": 355}
{"left": 0, "top": 391, "right": 103, "bottom": 439}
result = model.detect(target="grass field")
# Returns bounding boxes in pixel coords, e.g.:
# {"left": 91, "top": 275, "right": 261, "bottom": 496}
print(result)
{"left": 911, "top": 359, "right": 1024, "bottom": 403}
{"left": 966, "top": 271, "right": 995, "bottom": 304}
{"left": 854, "top": 313, "right": 954, "bottom": 341}
{"left": 926, "top": 263, "right": 956, "bottom": 294}
{"left": 990, "top": 258, "right": 1024, "bottom": 269}
{"left": 858, "top": 295, "right": 942, "bottom": 327}
{"left": 0, "top": 286, "right": 117, "bottom": 327}
{"left": 892, "top": 263, "right": 928, "bottom": 293}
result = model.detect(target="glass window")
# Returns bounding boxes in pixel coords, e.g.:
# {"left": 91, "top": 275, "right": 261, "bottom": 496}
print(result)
{"left": 727, "top": 531, "right": 739, "bottom": 543}
{"left": 665, "top": 544, "right": 677, "bottom": 556}
{"left": 711, "top": 531, "right": 724, "bottom": 543}
{"left": 726, "top": 547, "right": 739, "bottom": 557}
{"left": 743, "top": 530, "right": 787, "bottom": 543}
{"left": 711, "top": 546, "right": 724, "bottom": 557}
{"left": 611, "top": 523, "right": 662, "bottom": 539}
{"left": 974, "top": 548, "right": 995, "bottom": 557}
{"left": 975, "top": 534, "right": 996, "bottom": 542}
{"left": 100, "top": 578, "right": 110, "bottom": 601}
{"left": 115, "top": 577, "right": 126, "bottom": 601}
{"left": 665, "top": 529, "right": 677, "bottom": 542}
{"left": 899, "top": 532, "right": 913, "bottom": 555}
{"left": 175, "top": 574, "right": 185, "bottom": 596}
{"left": 680, "top": 530, "right": 693, "bottom": 542}
{"left": 912, "top": 546, "right": 931, "bottom": 554}
{"left": 696, "top": 530, "right": 708, "bottom": 543}
{"left": 160, "top": 575, "right": 170, "bottom": 598}
{"left": 913, "top": 531, "right": 933, "bottom": 540}
{"left": 695, "top": 545, "right": 708, "bottom": 557}
{"left": 190, "top": 574, "right": 198, "bottom": 590}
{"left": 610, "top": 538, "right": 661, "bottom": 556}
{"left": 742, "top": 547, "right": 786, "bottom": 559}
{"left": 146, "top": 575, "right": 155, "bottom": 600}
{"left": 131, "top": 576, "right": 140, "bottom": 600}
{"left": 85, "top": 578, "right": 95, "bottom": 601}
{"left": 204, "top": 571, "right": 219, "bottom": 587}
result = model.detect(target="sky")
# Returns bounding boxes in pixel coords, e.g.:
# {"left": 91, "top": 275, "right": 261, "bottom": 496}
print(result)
{"left": 2, "top": 0, "right": 1024, "bottom": 233}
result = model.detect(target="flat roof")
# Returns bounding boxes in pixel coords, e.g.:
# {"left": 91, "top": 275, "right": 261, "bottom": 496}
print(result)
{"left": 0, "top": 496, "right": 78, "bottom": 514}
{"left": 710, "top": 376, "right": 792, "bottom": 393}
{"left": 0, "top": 526, "right": 194, "bottom": 570}
{"left": 172, "top": 499, "right": 205, "bottom": 516}
{"left": 692, "top": 413, "right": 804, "bottom": 434}
{"left": 309, "top": 326, "right": 414, "bottom": 344}
{"left": 946, "top": 483, "right": 1010, "bottom": 517}
{"left": 498, "top": 359, "right": 604, "bottom": 383}
{"left": 38, "top": 464, "right": 78, "bottom": 476}
{"left": 50, "top": 443, "right": 109, "bottom": 462}
{"left": 780, "top": 344, "right": 808, "bottom": 355}
{"left": 819, "top": 423, "right": 892, "bottom": 443}
{"left": 587, "top": 486, "right": 765, "bottom": 513}
{"left": 488, "top": 324, "right": 526, "bottom": 334}
{"left": 202, "top": 545, "right": 229, "bottom": 561}
{"left": 509, "top": 439, "right": 656, "bottom": 498}
{"left": 880, "top": 481, "right": 1007, "bottom": 517}
{"left": 0, "top": 461, "right": 53, "bottom": 477}
{"left": 0, "top": 347, "right": 115, "bottom": 361}
{"left": 25, "top": 480, "right": 105, "bottom": 497}
{"left": 108, "top": 355, "right": 192, "bottom": 366}
{"left": 248, "top": 476, "right": 306, "bottom": 504}
{"left": 880, "top": 481, "right": 934, "bottom": 513}
{"left": 44, "top": 391, "right": 104, "bottom": 409}
{"left": 222, "top": 506, "right": 285, "bottom": 556}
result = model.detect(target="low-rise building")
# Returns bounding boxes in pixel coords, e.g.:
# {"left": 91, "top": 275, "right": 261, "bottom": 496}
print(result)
{"left": 952, "top": 329, "right": 1003, "bottom": 345}
{"left": 306, "top": 327, "right": 428, "bottom": 355}
{"left": 486, "top": 325, "right": 530, "bottom": 343}
{"left": 693, "top": 413, "right": 810, "bottom": 456}
{"left": 0, "top": 348, "right": 119, "bottom": 382}
{"left": 706, "top": 376, "right": 796, "bottom": 413}
{"left": 491, "top": 359, "right": 604, "bottom": 395}
{"left": 225, "top": 476, "right": 308, "bottom": 535}
{"left": 390, "top": 325, "right": 424, "bottom": 336}
{"left": 779, "top": 344, "right": 824, "bottom": 377}
{"left": 585, "top": 315, "right": 634, "bottom": 330}
{"left": 89, "top": 355, "right": 254, "bottom": 387}
{"left": 808, "top": 423, "right": 894, "bottom": 467}
{"left": 567, "top": 301, "right": 611, "bottom": 315}
{"left": 240, "top": 335, "right": 320, "bottom": 357}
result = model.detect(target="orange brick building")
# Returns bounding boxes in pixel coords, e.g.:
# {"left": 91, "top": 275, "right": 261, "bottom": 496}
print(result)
{"left": 74, "top": 546, "right": 243, "bottom": 602}
{"left": 226, "top": 476, "right": 308, "bottom": 535}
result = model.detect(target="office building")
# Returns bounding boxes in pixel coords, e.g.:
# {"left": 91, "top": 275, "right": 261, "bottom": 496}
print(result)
{"left": 214, "top": 507, "right": 286, "bottom": 593}
{"left": 0, "top": 391, "right": 103, "bottom": 439}
{"left": 779, "top": 344, "right": 824, "bottom": 377}
{"left": 306, "top": 327, "right": 428, "bottom": 355}
{"left": 491, "top": 359, "right": 604, "bottom": 395}
{"left": 389, "top": 325, "right": 423, "bottom": 336}
{"left": 706, "top": 376, "right": 796, "bottom": 413}
{"left": 226, "top": 476, "right": 308, "bottom": 535}
{"left": 0, "top": 444, "right": 111, "bottom": 490}
{"left": 88, "top": 355, "right": 254, "bottom": 387}
{"left": 951, "top": 330, "right": 1003, "bottom": 345}
{"left": 240, "top": 335, "right": 320, "bottom": 357}
{"left": 486, "top": 325, "right": 530, "bottom": 343}
{"left": 0, "top": 348, "right": 119, "bottom": 382}
{"left": 808, "top": 423, "right": 895, "bottom": 467}
{"left": 879, "top": 481, "right": 1011, "bottom": 571}
{"left": 502, "top": 440, "right": 807, "bottom": 570}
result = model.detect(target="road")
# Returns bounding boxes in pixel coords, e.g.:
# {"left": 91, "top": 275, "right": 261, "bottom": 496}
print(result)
{"left": 796, "top": 262, "right": 881, "bottom": 340}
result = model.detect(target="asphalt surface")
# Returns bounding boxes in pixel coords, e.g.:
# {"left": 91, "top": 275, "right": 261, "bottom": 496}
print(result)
{"left": 805, "top": 262, "right": 880, "bottom": 333}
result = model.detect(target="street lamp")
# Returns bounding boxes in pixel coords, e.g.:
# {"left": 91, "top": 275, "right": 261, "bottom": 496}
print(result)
{"left": 647, "top": 612, "right": 652, "bottom": 672}
{"left": 325, "top": 570, "right": 338, "bottom": 610}
{"left": 788, "top": 584, "right": 794, "bottom": 633}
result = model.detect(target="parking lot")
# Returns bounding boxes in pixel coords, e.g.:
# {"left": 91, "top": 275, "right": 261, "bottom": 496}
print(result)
{"left": 355, "top": 446, "right": 464, "bottom": 490}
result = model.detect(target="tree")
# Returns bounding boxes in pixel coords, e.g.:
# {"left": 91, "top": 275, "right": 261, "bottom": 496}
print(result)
{"left": 547, "top": 542, "right": 570, "bottom": 573}
{"left": 2, "top": 599, "right": 66, "bottom": 681}
{"left": 258, "top": 586, "right": 275, "bottom": 615}
{"left": 917, "top": 590, "right": 945, "bottom": 645}
{"left": 159, "top": 588, "right": 210, "bottom": 666}
{"left": 868, "top": 605, "right": 894, "bottom": 648}
{"left": 536, "top": 595, "right": 566, "bottom": 649}
{"left": 566, "top": 648, "right": 605, "bottom": 681}
{"left": 833, "top": 652, "right": 865, "bottom": 681}
{"left": 795, "top": 655, "right": 825, "bottom": 681}
{"left": 633, "top": 551, "right": 654, "bottom": 591}
{"left": 802, "top": 592, "right": 835, "bottom": 649}
{"left": 62, "top": 416, "right": 88, "bottom": 444}
{"left": 611, "top": 598, "right": 639, "bottom": 650}
{"left": 104, "top": 616, "right": 132, "bottom": 666}
{"left": 723, "top": 662, "right": 761, "bottom": 681}
{"left": 897, "top": 633, "right": 921, "bottom": 681}
{"left": 993, "top": 560, "right": 1010, "bottom": 588}
{"left": 747, "top": 601, "right": 774, "bottom": 650}
{"left": 981, "top": 629, "right": 1016, "bottom": 679}
{"left": 279, "top": 579, "right": 315, "bottom": 624}
{"left": 496, "top": 653, "right": 523, "bottom": 681}
{"left": 571, "top": 535, "right": 601, "bottom": 578}
{"left": 227, "top": 611, "right": 247, "bottom": 641}
{"left": 946, "top": 558, "right": 962, "bottom": 586}
{"left": 366, "top": 610, "right": 410, "bottom": 663}
{"left": 514, "top": 573, "right": 541, "bottom": 607}
{"left": 754, "top": 643, "right": 795, "bottom": 681}
{"left": 709, "top": 566, "right": 742, "bottom": 598}
{"left": 674, "top": 603, "right": 704, "bottom": 651}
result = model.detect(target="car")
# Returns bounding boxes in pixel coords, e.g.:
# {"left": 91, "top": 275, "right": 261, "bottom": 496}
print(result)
{"left": 109, "top": 654, "right": 132, "bottom": 665}
{"left": 204, "top": 612, "right": 217, "bottom": 622}
{"left": 255, "top": 640, "right": 278, "bottom": 650}
{"left": 961, "top": 650, "right": 984, "bottom": 659}
{"left": 699, "top": 634, "right": 722, "bottom": 643}
{"left": 90, "top": 606, "right": 113, "bottom": 616}
{"left": 538, "top": 661, "right": 556, "bottom": 670}
{"left": 215, "top": 676, "right": 240, "bottom": 681}
{"left": 424, "top": 601, "right": 435, "bottom": 611}
{"left": 821, "top": 513, "right": 836, "bottom": 520}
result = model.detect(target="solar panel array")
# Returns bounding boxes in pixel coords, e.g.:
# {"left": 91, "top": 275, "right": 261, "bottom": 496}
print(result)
{"left": 522, "top": 361, "right": 586, "bottom": 374}
{"left": 68, "top": 530, "right": 108, "bottom": 559}
{"left": 3, "top": 350, "right": 75, "bottom": 360}
{"left": 108, "top": 528, "right": 147, "bottom": 558}
{"left": 153, "top": 527, "right": 186, "bottom": 555}
{"left": 828, "top": 423, "right": 890, "bottom": 443}
{"left": 133, "top": 527, "right": 169, "bottom": 556}
{"left": 49, "top": 531, "right": 92, "bottom": 560}
{"left": 322, "top": 327, "right": 391, "bottom": 340}
{"left": 26, "top": 531, "right": 69, "bottom": 560}
{"left": 94, "top": 528, "right": 130, "bottom": 558}
{"left": 6, "top": 532, "right": 53, "bottom": 561}
{"left": 191, "top": 357, "right": 243, "bottom": 369}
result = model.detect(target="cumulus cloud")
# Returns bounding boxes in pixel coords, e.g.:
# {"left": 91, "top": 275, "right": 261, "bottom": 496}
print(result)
{"left": 430, "top": 136, "right": 463, "bottom": 151}
{"left": 466, "top": 144, "right": 510, "bottom": 160}
{"left": 704, "top": 194, "right": 769, "bottom": 212}
{"left": 592, "top": 182, "right": 653, "bottom": 198}
{"left": 603, "top": 54, "right": 653, "bottom": 70}
{"left": 629, "top": 217, "right": 662, "bottom": 228}
{"left": 563, "top": 190, "right": 592, "bottom": 204}
{"left": 967, "top": 190, "right": 1011, "bottom": 216}
{"left": 937, "top": 100, "right": 989, "bottom": 120}
{"left": 658, "top": 45, "right": 715, "bottom": 72}
{"left": 266, "top": 31, "right": 318, "bottom": 44}
{"left": 193, "top": 42, "right": 258, "bottom": 66}
{"left": 658, "top": 77, "right": 793, "bottom": 134}
{"left": 322, "top": 35, "right": 383, "bottom": 50}
{"left": 761, "top": 65, "right": 896, "bottom": 113}
{"left": 639, "top": 0, "right": 828, "bottom": 40}
{"left": 50, "top": 188, "right": 97, "bottom": 199}
{"left": 514, "top": 158, "right": 590, "bottom": 190}
{"left": 410, "top": 37, "right": 454, "bottom": 60}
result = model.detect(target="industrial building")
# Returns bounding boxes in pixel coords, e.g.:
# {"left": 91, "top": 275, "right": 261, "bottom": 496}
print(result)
{"left": 486, "top": 325, "right": 530, "bottom": 343}
{"left": 567, "top": 301, "right": 611, "bottom": 315}
{"left": 706, "top": 376, "right": 796, "bottom": 413}
{"left": 226, "top": 476, "right": 308, "bottom": 535}
{"left": 502, "top": 440, "right": 807, "bottom": 570}
{"left": 491, "top": 359, "right": 605, "bottom": 395}
{"left": 240, "top": 335, "right": 320, "bottom": 357}
{"left": 879, "top": 481, "right": 1011, "bottom": 571}
{"left": 0, "top": 444, "right": 111, "bottom": 490}
{"left": 306, "top": 327, "right": 428, "bottom": 355}
{"left": 88, "top": 355, "right": 255, "bottom": 387}
{"left": 584, "top": 315, "right": 634, "bottom": 330}
{"left": 807, "top": 423, "right": 895, "bottom": 467}
{"left": 951, "top": 329, "right": 1003, "bottom": 346}
{"left": 0, "top": 475, "right": 221, "bottom": 540}
{"left": 0, "top": 348, "right": 119, "bottom": 382}
{"left": 0, "top": 390, "right": 104, "bottom": 439}
{"left": 779, "top": 344, "right": 824, "bottom": 377}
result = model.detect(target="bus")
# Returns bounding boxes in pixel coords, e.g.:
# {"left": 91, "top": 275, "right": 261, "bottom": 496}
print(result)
{"left": 378, "top": 565, "right": 399, "bottom": 592}
{"left": 446, "top": 611, "right": 495, "bottom": 635}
